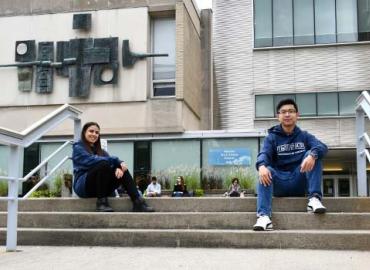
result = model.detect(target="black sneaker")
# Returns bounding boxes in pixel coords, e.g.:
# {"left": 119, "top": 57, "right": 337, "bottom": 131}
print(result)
{"left": 96, "top": 197, "right": 114, "bottom": 212}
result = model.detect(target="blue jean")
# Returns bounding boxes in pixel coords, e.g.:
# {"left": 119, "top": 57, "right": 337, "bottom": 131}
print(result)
{"left": 257, "top": 151, "right": 323, "bottom": 217}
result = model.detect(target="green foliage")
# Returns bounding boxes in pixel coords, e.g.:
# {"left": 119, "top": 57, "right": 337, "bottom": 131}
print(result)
{"left": 51, "top": 173, "right": 63, "bottom": 197}
{"left": 30, "top": 171, "right": 67, "bottom": 198}
{"left": 0, "top": 180, "right": 8, "bottom": 196}
{"left": 194, "top": 189, "right": 204, "bottom": 197}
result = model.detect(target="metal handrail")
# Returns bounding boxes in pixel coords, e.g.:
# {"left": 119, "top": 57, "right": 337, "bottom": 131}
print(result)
{"left": 356, "top": 91, "right": 370, "bottom": 197}
{"left": 0, "top": 104, "right": 82, "bottom": 252}
{"left": 22, "top": 155, "right": 71, "bottom": 199}
{"left": 22, "top": 141, "right": 72, "bottom": 181}
{"left": 0, "top": 141, "right": 72, "bottom": 183}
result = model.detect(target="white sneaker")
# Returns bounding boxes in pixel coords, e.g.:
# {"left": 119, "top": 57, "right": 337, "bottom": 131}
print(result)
{"left": 307, "top": 197, "right": 326, "bottom": 214}
{"left": 253, "top": 215, "right": 273, "bottom": 231}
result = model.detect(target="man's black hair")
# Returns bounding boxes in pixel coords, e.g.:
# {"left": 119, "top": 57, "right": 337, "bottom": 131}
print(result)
{"left": 152, "top": 176, "right": 157, "bottom": 181}
{"left": 276, "top": 98, "right": 298, "bottom": 113}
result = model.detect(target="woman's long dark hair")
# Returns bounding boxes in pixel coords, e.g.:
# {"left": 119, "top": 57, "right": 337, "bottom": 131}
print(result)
{"left": 80, "top": 122, "right": 104, "bottom": 156}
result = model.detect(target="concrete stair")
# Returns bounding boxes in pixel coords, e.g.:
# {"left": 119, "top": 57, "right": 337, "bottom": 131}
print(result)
{"left": 1, "top": 197, "right": 370, "bottom": 250}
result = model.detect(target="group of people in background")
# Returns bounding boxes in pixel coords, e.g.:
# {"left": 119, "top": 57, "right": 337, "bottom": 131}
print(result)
{"left": 143, "top": 175, "right": 190, "bottom": 197}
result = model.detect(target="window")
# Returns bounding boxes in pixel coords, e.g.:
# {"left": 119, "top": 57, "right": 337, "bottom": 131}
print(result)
{"left": 317, "top": 92, "right": 338, "bottom": 116}
{"left": 202, "top": 138, "right": 259, "bottom": 189}
{"left": 273, "top": 0, "right": 293, "bottom": 46}
{"left": 339, "top": 91, "right": 361, "bottom": 115}
{"left": 315, "top": 0, "right": 336, "bottom": 44}
{"left": 358, "top": 0, "right": 370, "bottom": 41}
{"left": 338, "top": 179, "right": 350, "bottom": 196}
{"left": 107, "top": 141, "right": 134, "bottom": 173}
{"left": 293, "top": 0, "right": 315, "bottom": 45}
{"left": 254, "top": 0, "right": 366, "bottom": 48}
{"left": 274, "top": 94, "right": 295, "bottom": 112}
{"left": 255, "top": 91, "right": 360, "bottom": 118}
{"left": 0, "top": 145, "right": 9, "bottom": 176}
{"left": 254, "top": 0, "right": 273, "bottom": 47}
{"left": 40, "top": 143, "right": 72, "bottom": 174}
{"left": 151, "top": 140, "right": 201, "bottom": 189}
{"left": 336, "top": 0, "right": 358, "bottom": 42}
{"left": 323, "top": 178, "right": 335, "bottom": 197}
{"left": 255, "top": 95, "right": 274, "bottom": 117}
{"left": 152, "top": 18, "right": 176, "bottom": 97}
{"left": 296, "top": 93, "right": 316, "bottom": 116}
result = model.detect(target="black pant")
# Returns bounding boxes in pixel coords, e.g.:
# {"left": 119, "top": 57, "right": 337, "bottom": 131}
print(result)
{"left": 229, "top": 191, "right": 240, "bottom": 197}
{"left": 85, "top": 161, "right": 139, "bottom": 200}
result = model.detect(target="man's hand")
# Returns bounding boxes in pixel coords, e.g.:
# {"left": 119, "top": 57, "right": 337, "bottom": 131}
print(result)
{"left": 120, "top": 162, "right": 128, "bottom": 173}
{"left": 258, "top": 165, "right": 272, "bottom": 187}
{"left": 115, "top": 168, "right": 124, "bottom": 179}
{"left": 300, "top": 155, "right": 316, "bottom": 173}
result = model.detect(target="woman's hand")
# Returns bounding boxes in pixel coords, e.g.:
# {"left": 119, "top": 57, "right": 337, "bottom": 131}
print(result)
{"left": 120, "top": 162, "right": 128, "bottom": 173}
{"left": 115, "top": 168, "right": 124, "bottom": 179}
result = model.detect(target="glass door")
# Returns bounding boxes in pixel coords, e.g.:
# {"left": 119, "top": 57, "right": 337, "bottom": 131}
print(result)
{"left": 323, "top": 178, "right": 335, "bottom": 197}
{"left": 322, "top": 175, "right": 353, "bottom": 197}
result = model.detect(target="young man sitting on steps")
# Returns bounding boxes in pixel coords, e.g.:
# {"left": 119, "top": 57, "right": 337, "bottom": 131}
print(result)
{"left": 253, "top": 99, "right": 328, "bottom": 231}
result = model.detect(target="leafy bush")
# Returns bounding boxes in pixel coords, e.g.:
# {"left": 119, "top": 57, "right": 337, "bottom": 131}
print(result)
{"left": 30, "top": 172, "right": 65, "bottom": 198}
{"left": 0, "top": 180, "right": 8, "bottom": 196}
{"left": 194, "top": 189, "right": 204, "bottom": 197}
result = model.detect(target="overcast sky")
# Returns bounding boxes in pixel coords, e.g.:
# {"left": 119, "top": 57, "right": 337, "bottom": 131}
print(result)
{"left": 194, "top": 0, "right": 212, "bottom": 9}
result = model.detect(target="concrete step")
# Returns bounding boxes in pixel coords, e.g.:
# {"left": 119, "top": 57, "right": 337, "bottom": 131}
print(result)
{"left": 1, "top": 212, "right": 369, "bottom": 230}
{"left": 1, "top": 228, "right": 369, "bottom": 250}
{"left": 1, "top": 197, "right": 370, "bottom": 212}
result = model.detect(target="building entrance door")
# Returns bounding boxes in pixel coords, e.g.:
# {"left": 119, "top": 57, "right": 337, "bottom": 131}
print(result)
{"left": 322, "top": 175, "right": 353, "bottom": 197}
{"left": 134, "top": 141, "right": 151, "bottom": 193}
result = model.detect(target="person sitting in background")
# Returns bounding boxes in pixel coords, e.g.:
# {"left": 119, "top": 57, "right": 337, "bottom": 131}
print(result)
{"left": 146, "top": 176, "right": 161, "bottom": 197}
{"left": 72, "top": 122, "right": 154, "bottom": 212}
{"left": 172, "top": 176, "right": 190, "bottom": 197}
{"left": 228, "top": 177, "right": 241, "bottom": 197}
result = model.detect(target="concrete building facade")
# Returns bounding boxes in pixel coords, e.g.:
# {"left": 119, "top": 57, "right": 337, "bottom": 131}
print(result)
{"left": 0, "top": 0, "right": 221, "bottom": 194}
{"left": 213, "top": 0, "right": 370, "bottom": 196}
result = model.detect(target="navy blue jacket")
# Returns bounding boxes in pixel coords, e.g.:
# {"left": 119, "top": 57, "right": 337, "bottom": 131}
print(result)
{"left": 256, "top": 125, "right": 328, "bottom": 172}
{"left": 72, "top": 140, "right": 121, "bottom": 198}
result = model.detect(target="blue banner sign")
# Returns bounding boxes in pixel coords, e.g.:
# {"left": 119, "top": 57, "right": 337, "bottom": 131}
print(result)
{"left": 208, "top": 148, "right": 251, "bottom": 166}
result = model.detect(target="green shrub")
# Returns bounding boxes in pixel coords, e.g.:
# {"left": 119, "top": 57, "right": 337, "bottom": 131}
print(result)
{"left": 30, "top": 189, "right": 51, "bottom": 198}
{"left": 29, "top": 172, "right": 66, "bottom": 198}
{"left": 194, "top": 189, "right": 204, "bottom": 197}
{"left": 0, "top": 180, "right": 8, "bottom": 196}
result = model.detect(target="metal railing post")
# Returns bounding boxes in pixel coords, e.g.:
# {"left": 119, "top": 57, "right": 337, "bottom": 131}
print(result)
{"left": 72, "top": 118, "right": 81, "bottom": 197}
{"left": 356, "top": 109, "right": 367, "bottom": 196}
{"left": 74, "top": 119, "right": 81, "bottom": 141}
{"left": 6, "top": 145, "right": 23, "bottom": 251}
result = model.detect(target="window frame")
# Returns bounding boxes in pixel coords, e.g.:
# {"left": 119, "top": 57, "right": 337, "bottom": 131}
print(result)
{"left": 150, "top": 16, "right": 176, "bottom": 99}
{"left": 253, "top": 0, "right": 370, "bottom": 49}
{"left": 254, "top": 91, "right": 361, "bottom": 119}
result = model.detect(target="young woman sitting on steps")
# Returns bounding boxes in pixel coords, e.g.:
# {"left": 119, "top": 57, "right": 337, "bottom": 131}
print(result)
{"left": 72, "top": 122, "right": 154, "bottom": 212}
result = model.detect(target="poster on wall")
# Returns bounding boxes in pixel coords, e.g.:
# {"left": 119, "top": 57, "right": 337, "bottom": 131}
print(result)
{"left": 208, "top": 148, "right": 251, "bottom": 166}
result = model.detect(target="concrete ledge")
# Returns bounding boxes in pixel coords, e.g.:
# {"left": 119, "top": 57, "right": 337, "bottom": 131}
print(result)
{"left": 1, "top": 228, "right": 370, "bottom": 250}
{"left": 1, "top": 212, "right": 369, "bottom": 230}
{"left": 1, "top": 197, "right": 370, "bottom": 212}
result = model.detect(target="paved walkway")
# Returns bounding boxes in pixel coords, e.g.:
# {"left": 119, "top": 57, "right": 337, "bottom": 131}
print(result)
{"left": 1, "top": 246, "right": 370, "bottom": 270}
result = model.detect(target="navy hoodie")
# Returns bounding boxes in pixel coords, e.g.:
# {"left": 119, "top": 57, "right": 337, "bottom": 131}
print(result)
{"left": 256, "top": 125, "right": 328, "bottom": 172}
{"left": 72, "top": 140, "right": 122, "bottom": 198}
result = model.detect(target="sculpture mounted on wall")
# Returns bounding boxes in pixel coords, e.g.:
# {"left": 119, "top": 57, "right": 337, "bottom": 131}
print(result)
{"left": 0, "top": 13, "right": 168, "bottom": 98}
